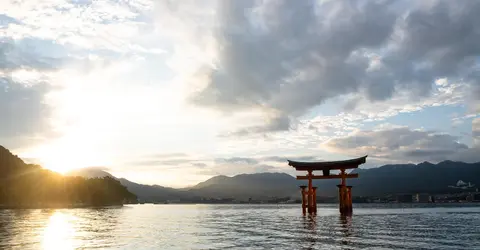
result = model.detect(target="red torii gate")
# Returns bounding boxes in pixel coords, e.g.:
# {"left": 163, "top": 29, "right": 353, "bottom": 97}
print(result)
{"left": 288, "top": 156, "right": 367, "bottom": 215}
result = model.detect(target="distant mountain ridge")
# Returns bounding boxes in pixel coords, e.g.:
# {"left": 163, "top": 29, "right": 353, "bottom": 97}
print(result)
{"left": 68, "top": 160, "right": 480, "bottom": 202}
{"left": 187, "top": 172, "right": 298, "bottom": 200}
{"left": 345, "top": 160, "right": 480, "bottom": 196}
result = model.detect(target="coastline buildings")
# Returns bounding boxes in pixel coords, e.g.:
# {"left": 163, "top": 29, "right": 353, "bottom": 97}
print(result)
{"left": 396, "top": 194, "right": 413, "bottom": 203}
{"left": 414, "top": 193, "right": 433, "bottom": 203}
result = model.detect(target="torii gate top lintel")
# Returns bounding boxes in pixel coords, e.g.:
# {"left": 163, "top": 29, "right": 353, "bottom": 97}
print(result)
{"left": 287, "top": 155, "right": 368, "bottom": 171}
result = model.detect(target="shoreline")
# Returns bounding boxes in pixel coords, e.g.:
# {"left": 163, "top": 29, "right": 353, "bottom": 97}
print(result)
{"left": 0, "top": 204, "right": 124, "bottom": 209}
{"left": 2, "top": 202, "right": 479, "bottom": 209}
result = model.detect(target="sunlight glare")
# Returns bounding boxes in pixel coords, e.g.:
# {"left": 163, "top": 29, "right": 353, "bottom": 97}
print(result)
{"left": 25, "top": 139, "right": 108, "bottom": 174}
{"left": 42, "top": 212, "right": 76, "bottom": 250}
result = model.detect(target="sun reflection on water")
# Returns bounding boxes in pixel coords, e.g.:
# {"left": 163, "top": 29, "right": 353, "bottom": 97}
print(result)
{"left": 42, "top": 211, "right": 76, "bottom": 250}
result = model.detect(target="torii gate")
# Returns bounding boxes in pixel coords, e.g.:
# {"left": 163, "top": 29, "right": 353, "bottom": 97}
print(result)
{"left": 288, "top": 156, "right": 367, "bottom": 215}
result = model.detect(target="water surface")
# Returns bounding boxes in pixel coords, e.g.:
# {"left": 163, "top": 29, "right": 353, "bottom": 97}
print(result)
{"left": 1, "top": 204, "right": 479, "bottom": 249}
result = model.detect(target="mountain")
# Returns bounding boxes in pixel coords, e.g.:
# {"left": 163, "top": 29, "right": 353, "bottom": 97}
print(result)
{"left": 187, "top": 172, "right": 299, "bottom": 200}
{"left": 0, "top": 145, "right": 38, "bottom": 176}
{"left": 0, "top": 145, "right": 137, "bottom": 207}
{"left": 345, "top": 160, "right": 480, "bottom": 196}
{"left": 117, "top": 178, "right": 189, "bottom": 202}
{"left": 67, "top": 168, "right": 188, "bottom": 202}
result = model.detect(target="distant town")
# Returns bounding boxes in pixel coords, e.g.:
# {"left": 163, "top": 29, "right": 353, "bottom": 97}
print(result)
{"left": 136, "top": 189, "right": 480, "bottom": 205}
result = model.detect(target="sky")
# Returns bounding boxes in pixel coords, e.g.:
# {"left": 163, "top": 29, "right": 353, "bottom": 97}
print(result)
{"left": 1, "top": 0, "right": 479, "bottom": 188}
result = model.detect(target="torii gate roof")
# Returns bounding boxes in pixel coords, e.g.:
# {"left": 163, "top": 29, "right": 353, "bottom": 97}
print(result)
{"left": 288, "top": 155, "right": 367, "bottom": 171}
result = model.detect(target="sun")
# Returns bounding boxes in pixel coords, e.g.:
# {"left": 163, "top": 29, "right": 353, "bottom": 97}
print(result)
{"left": 41, "top": 156, "right": 84, "bottom": 174}
{"left": 41, "top": 147, "right": 107, "bottom": 174}
{"left": 24, "top": 141, "right": 105, "bottom": 174}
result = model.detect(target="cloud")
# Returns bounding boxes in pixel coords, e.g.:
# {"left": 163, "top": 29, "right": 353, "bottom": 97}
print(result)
{"left": 215, "top": 154, "right": 322, "bottom": 165}
{"left": 182, "top": 0, "right": 480, "bottom": 134}
{"left": 124, "top": 153, "right": 319, "bottom": 177}
{"left": 1, "top": 37, "right": 67, "bottom": 71}
{"left": 0, "top": 1, "right": 162, "bottom": 148}
{"left": 191, "top": 162, "right": 207, "bottom": 168}
{"left": 196, "top": 154, "right": 323, "bottom": 176}
{"left": 322, "top": 126, "right": 479, "bottom": 163}
{"left": 3, "top": 0, "right": 154, "bottom": 52}
{"left": 215, "top": 157, "right": 259, "bottom": 165}
{"left": 196, "top": 161, "right": 277, "bottom": 177}
{"left": 0, "top": 36, "right": 77, "bottom": 149}
{"left": 79, "top": 166, "right": 111, "bottom": 172}
{"left": 473, "top": 118, "right": 480, "bottom": 146}
{"left": 0, "top": 14, "right": 22, "bottom": 28}
{"left": 222, "top": 114, "right": 291, "bottom": 137}
{"left": 125, "top": 152, "right": 203, "bottom": 168}
{"left": 0, "top": 77, "right": 52, "bottom": 141}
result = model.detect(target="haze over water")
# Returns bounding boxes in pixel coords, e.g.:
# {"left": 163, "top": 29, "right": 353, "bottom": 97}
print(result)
{"left": 1, "top": 204, "right": 479, "bottom": 250}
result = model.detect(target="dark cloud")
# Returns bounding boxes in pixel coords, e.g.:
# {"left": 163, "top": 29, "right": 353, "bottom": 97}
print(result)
{"left": 324, "top": 126, "right": 479, "bottom": 163}
{"left": 0, "top": 76, "right": 56, "bottom": 149}
{"left": 190, "top": 0, "right": 480, "bottom": 134}
{"left": 342, "top": 97, "right": 362, "bottom": 112}
{"left": 222, "top": 114, "right": 291, "bottom": 137}
{"left": 473, "top": 118, "right": 480, "bottom": 146}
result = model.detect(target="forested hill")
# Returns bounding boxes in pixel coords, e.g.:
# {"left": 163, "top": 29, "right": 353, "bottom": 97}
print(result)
{"left": 0, "top": 145, "right": 137, "bottom": 208}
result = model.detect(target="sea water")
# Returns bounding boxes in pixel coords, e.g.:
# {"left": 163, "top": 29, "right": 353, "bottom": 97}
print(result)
{"left": 1, "top": 203, "right": 479, "bottom": 249}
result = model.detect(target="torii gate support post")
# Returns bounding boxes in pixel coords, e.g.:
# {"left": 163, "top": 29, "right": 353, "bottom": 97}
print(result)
{"left": 337, "top": 169, "right": 353, "bottom": 215}
{"left": 346, "top": 186, "right": 353, "bottom": 214}
{"left": 307, "top": 170, "right": 313, "bottom": 214}
{"left": 312, "top": 187, "right": 318, "bottom": 214}
{"left": 299, "top": 186, "right": 307, "bottom": 215}
{"left": 337, "top": 184, "right": 349, "bottom": 215}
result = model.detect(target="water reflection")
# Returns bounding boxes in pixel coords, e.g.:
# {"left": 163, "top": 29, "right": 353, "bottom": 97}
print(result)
{"left": 339, "top": 215, "right": 353, "bottom": 247}
{"left": 301, "top": 215, "right": 317, "bottom": 250}
{"left": 42, "top": 211, "right": 76, "bottom": 250}
{"left": 0, "top": 208, "right": 124, "bottom": 249}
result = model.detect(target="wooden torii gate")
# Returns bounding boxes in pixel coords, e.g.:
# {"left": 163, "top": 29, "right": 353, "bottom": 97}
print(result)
{"left": 288, "top": 156, "right": 367, "bottom": 215}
